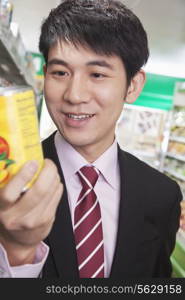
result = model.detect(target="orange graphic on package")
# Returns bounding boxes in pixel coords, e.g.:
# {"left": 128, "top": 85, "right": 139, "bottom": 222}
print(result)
{"left": 0, "top": 137, "right": 15, "bottom": 185}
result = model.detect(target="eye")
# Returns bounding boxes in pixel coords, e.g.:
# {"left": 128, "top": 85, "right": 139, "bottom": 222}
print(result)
{"left": 52, "top": 71, "right": 68, "bottom": 77}
{"left": 91, "top": 73, "right": 106, "bottom": 79}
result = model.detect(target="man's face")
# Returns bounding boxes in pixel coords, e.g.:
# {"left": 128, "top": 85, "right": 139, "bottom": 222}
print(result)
{"left": 44, "top": 41, "right": 129, "bottom": 160}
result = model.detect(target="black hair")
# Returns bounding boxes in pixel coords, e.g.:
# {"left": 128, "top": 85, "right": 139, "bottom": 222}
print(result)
{"left": 39, "top": 0, "right": 149, "bottom": 84}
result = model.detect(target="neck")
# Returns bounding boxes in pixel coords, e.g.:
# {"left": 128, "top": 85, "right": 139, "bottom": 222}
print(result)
{"left": 72, "top": 138, "right": 115, "bottom": 163}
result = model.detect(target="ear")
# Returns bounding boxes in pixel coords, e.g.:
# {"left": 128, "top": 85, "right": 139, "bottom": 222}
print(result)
{"left": 124, "top": 70, "right": 146, "bottom": 104}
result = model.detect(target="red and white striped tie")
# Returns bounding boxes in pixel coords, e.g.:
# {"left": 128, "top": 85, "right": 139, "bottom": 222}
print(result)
{"left": 74, "top": 166, "right": 104, "bottom": 278}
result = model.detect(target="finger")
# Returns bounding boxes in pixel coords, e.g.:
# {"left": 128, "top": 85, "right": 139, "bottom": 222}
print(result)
{"left": 29, "top": 182, "right": 63, "bottom": 229}
{"left": 5, "top": 158, "right": 59, "bottom": 211}
{"left": 41, "top": 182, "right": 64, "bottom": 218}
{"left": 0, "top": 159, "right": 61, "bottom": 227}
{"left": 0, "top": 161, "right": 38, "bottom": 208}
{"left": 29, "top": 159, "right": 59, "bottom": 197}
{"left": 8, "top": 182, "right": 63, "bottom": 231}
{"left": 12, "top": 172, "right": 62, "bottom": 216}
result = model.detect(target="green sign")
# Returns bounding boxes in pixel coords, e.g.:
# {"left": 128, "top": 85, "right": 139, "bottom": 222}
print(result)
{"left": 133, "top": 73, "right": 185, "bottom": 111}
{"left": 31, "top": 52, "right": 45, "bottom": 76}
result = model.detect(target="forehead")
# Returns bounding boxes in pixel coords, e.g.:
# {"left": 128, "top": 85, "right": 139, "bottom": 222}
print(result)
{"left": 47, "top": 40, "right": 125, "bottom": 70}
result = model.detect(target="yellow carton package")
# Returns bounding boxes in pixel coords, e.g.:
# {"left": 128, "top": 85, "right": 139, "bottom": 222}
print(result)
{"left": 0, "top": 86, "right": 44, "bottom": 189}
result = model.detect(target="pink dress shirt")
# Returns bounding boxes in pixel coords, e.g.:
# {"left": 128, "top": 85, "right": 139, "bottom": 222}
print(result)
{"left": 0, "top": 131, "right": 120, "bottom": 277}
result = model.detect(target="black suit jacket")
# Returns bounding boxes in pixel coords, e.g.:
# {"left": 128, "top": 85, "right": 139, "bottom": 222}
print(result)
{"left": 42, "top": 132, "right": 182, "bottom": 278}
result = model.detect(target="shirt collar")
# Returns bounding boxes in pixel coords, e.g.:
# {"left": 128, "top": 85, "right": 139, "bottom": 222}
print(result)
{"left": 54, "top": 131, "right": 119, "bottom": 189}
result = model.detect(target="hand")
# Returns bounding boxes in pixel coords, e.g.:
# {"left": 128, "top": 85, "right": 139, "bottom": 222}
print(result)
{"left": 0, "top": 159, "right": 63, "bottom": 265}
{"left": 180, "top": 200, "right": 185, "bottom": 231}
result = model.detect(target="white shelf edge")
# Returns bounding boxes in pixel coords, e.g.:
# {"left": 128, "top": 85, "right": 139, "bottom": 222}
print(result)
{"left": 130, "top": 150, "right": 158, "bottom": 158}
{"left": 166, "top": 152, "right": 185, "bottom": 162}
{"left": 170, "top": 136, "right": 185, "bottom": 144}
{"left": 164, "top": 168, "right": 185, "bottom": 181}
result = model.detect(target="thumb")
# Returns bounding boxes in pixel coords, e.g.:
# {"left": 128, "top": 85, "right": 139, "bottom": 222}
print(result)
{"left": 0, "top": 161, "right": 38, "bottom": 208}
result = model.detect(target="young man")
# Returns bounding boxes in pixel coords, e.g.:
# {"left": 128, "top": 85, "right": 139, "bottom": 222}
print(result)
{"left": 0, "top": 0, "right": 182, "bottom": 278}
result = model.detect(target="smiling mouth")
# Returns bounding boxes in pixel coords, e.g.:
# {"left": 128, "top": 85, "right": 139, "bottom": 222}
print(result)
{"left": 65, "top": 113, "right": 95, "bottom": 120}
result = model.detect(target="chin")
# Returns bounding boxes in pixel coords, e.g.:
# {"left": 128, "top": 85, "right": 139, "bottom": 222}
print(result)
{"left": 63, "top": 134, "right": 92, "bottom": 148}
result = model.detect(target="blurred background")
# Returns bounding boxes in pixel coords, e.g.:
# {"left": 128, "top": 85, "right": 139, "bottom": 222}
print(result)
{"left": 10, "top": 0, "right": 185, "bottom": 78}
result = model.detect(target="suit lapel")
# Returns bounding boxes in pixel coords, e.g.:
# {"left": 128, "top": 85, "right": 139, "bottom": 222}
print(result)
{"left": 110, "top": 147, "right": 145, "bottom": 278}
{"left": 43, "top": 133, "right": 79, "bottom": 278}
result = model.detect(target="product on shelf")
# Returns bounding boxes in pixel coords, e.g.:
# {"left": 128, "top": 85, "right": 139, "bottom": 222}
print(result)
{"left": 171, "top": 106, "right": 185, "bottom": 137}
{"left": 164, "top": 157, "right": 185, "bottom": 177}
{"left": 116, "top": 105, "right": 168, "bottom": 168}
{"left": 168, "top": 141, "right": 185, "bottom": 155}
{"left": 0, "top": 86, "right": 43, "bottom": 188}
{"left": 171, "top": 127, "right": 185, "bottom": 138}
{"left": 0, "top": 18, "right": 38, "bottom": 91}
{"left": 163, "top": 104, "right": 185, "bottom": 201}
{"left": 0, "top": 0, "right": 13, "bottom": 28}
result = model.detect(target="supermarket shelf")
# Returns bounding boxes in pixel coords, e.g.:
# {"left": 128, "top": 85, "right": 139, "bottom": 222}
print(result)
{"left": 131, "top": 150, "right": 157, "bottom": 158}
{"left": 177, "top": 228, "right": 185, "bottom": 248}
{"left": 166, "top": 152, "right": 185, "bottom": 162}
{"left": 171, "top": 256, "right": 185, "bottom": 278}
{"left": 171, "top": 229, "right": 185, "bottom": 277}
{"left": 170, "top": 136, "right": 185, "bottom": 144}
{"left": 164, "top": 168, "right": 185, "bottom": 181}
{"left": 0, "top": 21, "right": 37, "bottom": 89}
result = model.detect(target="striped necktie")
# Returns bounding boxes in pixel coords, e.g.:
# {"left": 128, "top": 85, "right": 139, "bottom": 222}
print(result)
{"left": 74, "top": 166, "right": 104, "bottom": 278}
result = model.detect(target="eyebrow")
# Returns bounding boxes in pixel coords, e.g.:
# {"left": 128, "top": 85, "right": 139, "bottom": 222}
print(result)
{"left": 87, "top": 60, "right": 114, "bottom": 70}
{"left": 47, "top": 58, "right": 114, "bottom": 70}
{"left": 48, "top": 59, "right": 68, "bottom": 67}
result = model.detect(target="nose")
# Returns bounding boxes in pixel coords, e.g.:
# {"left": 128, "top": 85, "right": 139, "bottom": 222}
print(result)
{"left": 63, "top": 75, "right": 91, "bottom": 104}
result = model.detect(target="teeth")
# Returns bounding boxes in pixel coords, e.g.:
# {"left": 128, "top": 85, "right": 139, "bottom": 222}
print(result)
{"left": 67, "top": 114, "right": 94, "bottom": 120}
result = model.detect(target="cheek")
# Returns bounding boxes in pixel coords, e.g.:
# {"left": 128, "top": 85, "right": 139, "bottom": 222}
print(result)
{"left": 44, "top": 82, "right": 61, "bottom": 108}
{"left": 44, "top": 88, "right": 60, "bottom": 117}
{"left": 96, "top": 85, "right": 124, "bottom": 111}
{"left": 44, "top": 76, "right": 62, "bottom": 99}
{"left": 44, "top": 81, "right": 52, "bottom": 103}
{"left": 98, "top": 79, "right": 125, "bottom": 99}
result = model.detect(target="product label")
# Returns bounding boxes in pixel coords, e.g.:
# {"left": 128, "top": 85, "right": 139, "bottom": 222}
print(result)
{"left": 0, "top": 88, "right": 43, "bottom": 188}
